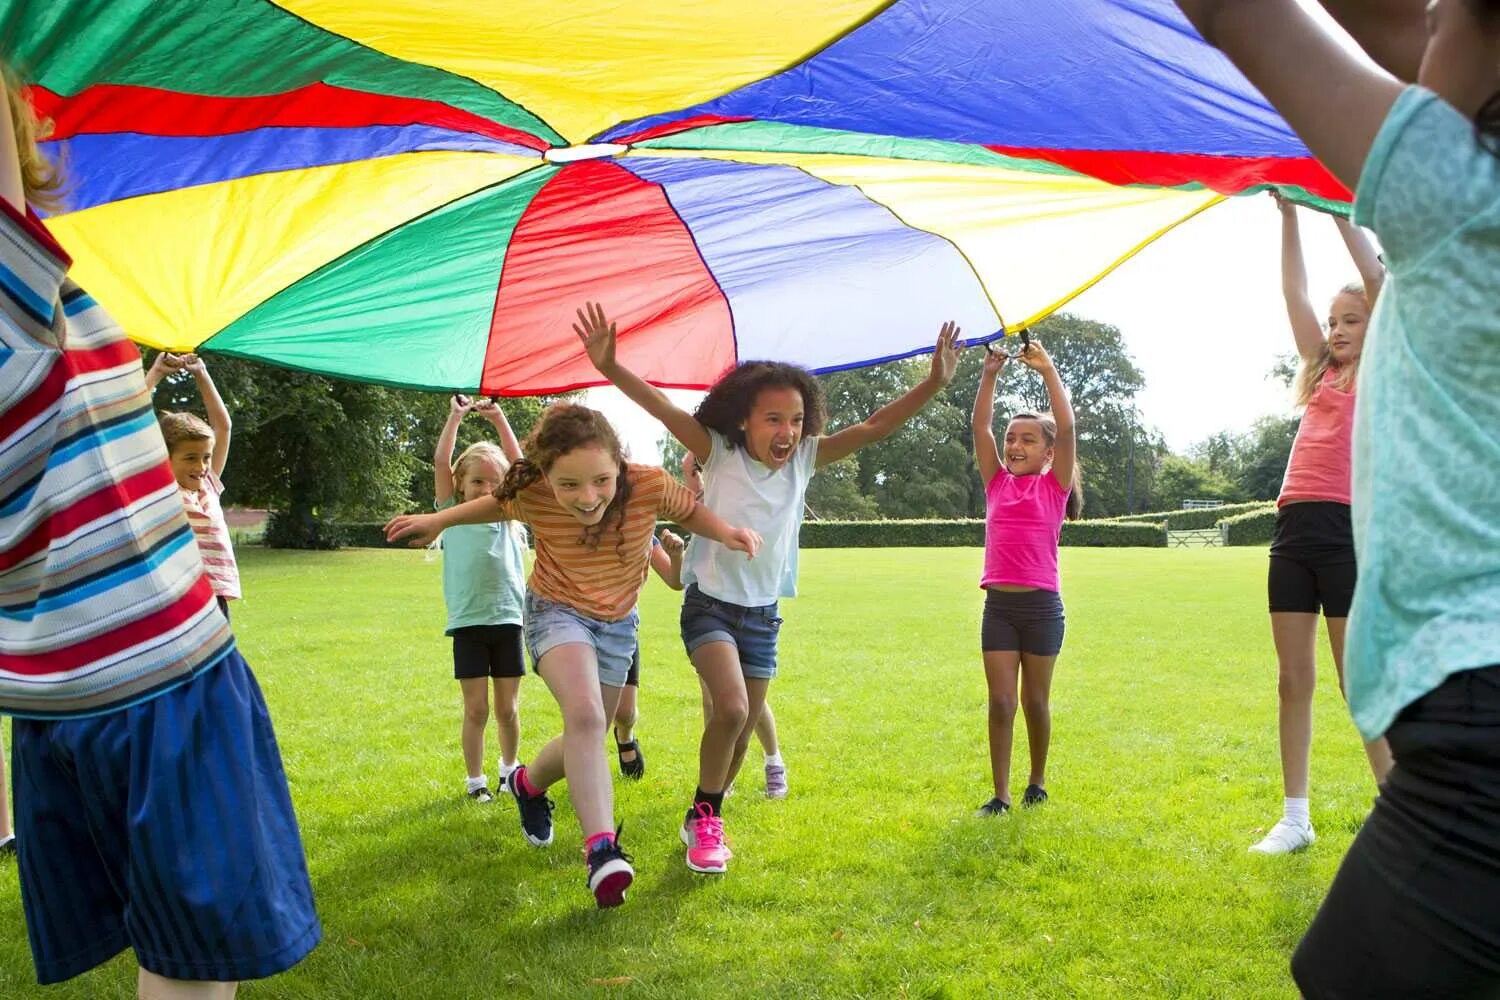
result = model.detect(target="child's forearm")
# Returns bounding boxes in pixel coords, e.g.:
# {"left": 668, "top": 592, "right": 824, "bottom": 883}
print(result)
{"left": 1334, "top": 215, "right": 1385, "bottom": 298}
{"left": 442, "top": 494, "right": 511, "bottom": 527}
{"left": 486, "top": 407, "right": 524, "bottom": 463}
{"left": 435, "top": 411, "right": 463, "bottom": 466}
{"left": 1041, "top": 367, "right": 1073, "bottom": 432}
{"left": 972, "top": 369, "right": 998, "bottom": 435}
{"left": 602, "top": 360, "right": 712, "bottom": 458}
{"left": 195, "top": 370, "right": 231, "bottom": 437}
{"left": 678, "top": 503, "right": 738, "bottom": 548}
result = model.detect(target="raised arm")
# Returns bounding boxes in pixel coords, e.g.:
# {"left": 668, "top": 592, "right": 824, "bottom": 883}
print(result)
{"left": 183, "top": 355, "right": 232, "bottom": 477}
{"left": 0, "top": 73, "right": 24, "bottom": 213}
{"left": 474, "top": 397, "right": 524, "bottom": 464}
{"left": 575, "top": 301, "right": 713, "bottom": 459}
{"left": 1022, "top": 341, "right": 1076, "bottom": 491}
{"left": 1276, "top": 197, "right": 1327, "bottom": 362}
{"left": 971, "top": 347, "right": 1007, "bottom": 485}
{"left": 1173, "top": 1, "right": 1403, "bottom": 191}
{"left": 1334, "top": 214, "right": 1385, "bottom": 307}
{"left": 433, "top": 394, "right": 470, "bottom": 505}
{"left": 1316, "top": 0, "right": 1427, "bottom": 82}
{"left": 817, "top": 322, "right": 961, "bottom": 468}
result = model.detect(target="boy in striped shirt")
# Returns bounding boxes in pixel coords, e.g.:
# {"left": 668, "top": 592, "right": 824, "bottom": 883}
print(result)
{"left": 0, "top": 67, "right": 318, "bottom": 992}
{"left": 146, "top": 352, "right": 242, "bottom": 617}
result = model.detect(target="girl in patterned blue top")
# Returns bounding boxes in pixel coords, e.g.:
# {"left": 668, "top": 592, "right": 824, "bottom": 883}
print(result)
{"left": 434, "top": 394, "right": 527, "bottom": 803}
{"left": 1173, "top": 3, "right": 1500, "bottom": 996}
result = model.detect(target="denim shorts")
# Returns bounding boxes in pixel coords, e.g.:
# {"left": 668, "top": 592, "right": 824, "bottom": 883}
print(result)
{"left": 523, "top": 591, "right": 639, "bottom": 688}
{"left": 679, "top": 584, "right": 783, "bottom": 680}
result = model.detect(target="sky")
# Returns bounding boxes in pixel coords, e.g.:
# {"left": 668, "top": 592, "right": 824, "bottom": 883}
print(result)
{"left": 589, "top": 1, "right": 1374, "bottom": 461}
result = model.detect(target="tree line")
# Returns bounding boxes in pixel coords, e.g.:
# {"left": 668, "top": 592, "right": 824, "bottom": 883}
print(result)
{"left": 146, "top": 313, "right": 1300, "bottom": 546}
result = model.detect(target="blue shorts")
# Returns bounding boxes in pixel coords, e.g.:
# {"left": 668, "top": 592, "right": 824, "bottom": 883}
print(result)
{"left": 981, "top": 588, "right": 1066, "bottom": 656}
{"left": 523, "top": 591, "right": 639, "bottom": 688}
{"left": 10, "top": 649, "right": 321, "bottom": 985}
{"left": 679, "top": 584, "right": 783, "bottom": 680}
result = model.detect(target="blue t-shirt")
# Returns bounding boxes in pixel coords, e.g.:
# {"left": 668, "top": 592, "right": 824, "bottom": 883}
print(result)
{"left": 1346, "top": 86, "right": 1500, "bottom": 739}
{"left": 437, "top": 500, "right": 526, "bottom": 633}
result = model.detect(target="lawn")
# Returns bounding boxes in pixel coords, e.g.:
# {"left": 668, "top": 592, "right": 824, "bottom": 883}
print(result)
{"left": 0, "top": 546, "right": 1377, "bottom": 998}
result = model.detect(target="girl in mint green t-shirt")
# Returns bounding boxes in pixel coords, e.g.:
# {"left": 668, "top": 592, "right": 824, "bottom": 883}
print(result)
{"left": 434, "top": 395, "right": 528, "bottom": 804}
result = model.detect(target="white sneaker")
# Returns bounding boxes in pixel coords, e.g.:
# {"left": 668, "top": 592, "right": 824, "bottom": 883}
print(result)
{"left": 1249, "top": 818, "right": 1316, "bottom": 854}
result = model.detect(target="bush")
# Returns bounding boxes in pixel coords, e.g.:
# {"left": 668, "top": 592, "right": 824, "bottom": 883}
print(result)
{"left": 1098, "top": 501, "right": 1274, "bottom": 531}
{"left": 336, "top": 522, "right": 400, "bottom": 549}
{"left": 1218, "top": 507, "right": 1277, "bottom": 546}
{"left": 1062, "top": 520, "right": 1166, "bottom": 547}
{"left": 265, "top": 510, "right": 348, "bottom": 549}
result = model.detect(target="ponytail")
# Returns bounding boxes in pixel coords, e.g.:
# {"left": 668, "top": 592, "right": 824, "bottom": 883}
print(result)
{"left": 1066, "top": 461, "right": 1085, "bottom": 521}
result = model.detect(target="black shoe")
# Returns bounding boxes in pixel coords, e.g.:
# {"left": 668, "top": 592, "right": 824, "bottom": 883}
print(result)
{"left": 615, "top": 731, "right": 645, "bottom": 780}
{"left": 1022, "top": 784, "right": 1048, "bottom": 807}
{"left": 586, "top": 828, "right": 635, "bottom": 909}
{"left": 976, "top": 797, "right": 1010, "bottom": 817}
{"left": 467, "top": 786, "right": 494, "bottom": 803}
{"left": 508, "top": 767, "right": 554, "bottom": 847}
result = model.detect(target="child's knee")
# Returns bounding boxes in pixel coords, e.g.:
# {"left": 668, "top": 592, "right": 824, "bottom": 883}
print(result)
{"left": 987, "top": 692, "right": 1018, "bottom": 720}
{"left": 563, "top": 699, "right": 607, "bottom": 735}
{"left": 710, "top": 696, "right": 749, "bottom": 732}
{"left": 1020, "top": 690, "right": 1049, "bottom": 717}
{"left": 464, "top": 701, "right": 490, "bottom": 726}
{"left": 1277, "top": 666, "right": 1316, "bottom": 701}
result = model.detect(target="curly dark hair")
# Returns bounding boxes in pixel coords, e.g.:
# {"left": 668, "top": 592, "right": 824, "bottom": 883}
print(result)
{"left": 693, "top": 361, "right": 827, "bottom": 451}
{"left": 495, "top": 403, "right": 633, "bottom": 560}
{"left": 1473, "top": 1, "right": 1500, "bottom": 157}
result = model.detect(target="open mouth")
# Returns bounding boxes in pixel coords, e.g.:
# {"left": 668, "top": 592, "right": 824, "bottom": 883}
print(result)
{"left": 769, "top": 441, "right": 793, "bottom": 462}
{"left": 575, "top": 501, "right": 604, "bottom": 516}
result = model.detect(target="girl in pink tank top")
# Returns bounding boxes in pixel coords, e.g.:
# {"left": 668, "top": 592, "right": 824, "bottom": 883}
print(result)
{"left": 970, "top": 336, "right": 1081, "bottom": 816}
{"left": 1251, "top": 196, "right": 1392, "bottom": 856}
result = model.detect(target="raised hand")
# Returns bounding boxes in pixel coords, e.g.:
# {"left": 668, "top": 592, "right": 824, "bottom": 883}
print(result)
{"left": 929, "top": 321, "right": 962, "bottom": 386}
{"left": 659, "top": 529, "right": 686, "bottom": 558}
{"left": 723, "top": 525, "right": 761, "bottom": 560}
{"left": 472, "top": 396, "right": 500, "bottom": 417}
{"left": 982, "top": 342, "right": 1008, "bottom": 377}
{"left": 1019, "top": 339, "right": 1054, "bottom": 373}
{"left": 450, "top": 393, "right": 473, "bottom": 418}
{"left": 384, "top": 512, "right": 441, "bottom": 548}
{"left": 180, "top": 353, "right": 206, "bottom": 375}
{"left": 572, "top": 301, "right": 618, "bottom": 373}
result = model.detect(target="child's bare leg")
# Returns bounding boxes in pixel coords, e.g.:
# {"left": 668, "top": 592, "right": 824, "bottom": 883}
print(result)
{"left": 138, "top": 969, "right": 237, "bottom": 999}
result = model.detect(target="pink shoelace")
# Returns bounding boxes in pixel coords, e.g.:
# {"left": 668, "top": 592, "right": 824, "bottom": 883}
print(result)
{"left": 692, "top": 803, "right": 726, "bottom": 850}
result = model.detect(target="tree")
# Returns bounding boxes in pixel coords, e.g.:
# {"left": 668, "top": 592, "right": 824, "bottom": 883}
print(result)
{"left": 1152, "top": 455, "right": 1243, "bottom": 511}
{"left": 1232, "top": 415, "right": 1300, "bottom": 501}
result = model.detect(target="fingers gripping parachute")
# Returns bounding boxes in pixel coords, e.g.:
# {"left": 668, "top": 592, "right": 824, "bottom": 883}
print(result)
{"left": 7, "top": 0, "right": 1349, "bottom": 394}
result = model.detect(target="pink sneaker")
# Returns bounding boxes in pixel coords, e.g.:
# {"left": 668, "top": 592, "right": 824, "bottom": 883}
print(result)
{"left": 679, "top": 803, "right": 731, "bottom": 874}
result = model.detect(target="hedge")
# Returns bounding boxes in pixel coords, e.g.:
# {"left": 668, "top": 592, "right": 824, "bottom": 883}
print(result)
{"left": 1218, "top": 507, "right": 1277, "bottom": 546}
{"left": 1099, "top": 501, "right": 1274, "bottom": 531}
{"left": 333, "top": 518, "right": 1165, "bottom": 549}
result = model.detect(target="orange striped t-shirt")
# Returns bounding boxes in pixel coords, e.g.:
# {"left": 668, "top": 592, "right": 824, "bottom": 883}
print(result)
{"left": 179, "top": 469, "right": 242, "bottom": 600}
{"left": 500, "top": 464, "right": 696, "bottom": 621}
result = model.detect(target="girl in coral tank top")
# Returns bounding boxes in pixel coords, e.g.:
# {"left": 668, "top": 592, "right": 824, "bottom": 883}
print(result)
{"left": 1251, "top": 195, "right": 1391, "bottom": 856}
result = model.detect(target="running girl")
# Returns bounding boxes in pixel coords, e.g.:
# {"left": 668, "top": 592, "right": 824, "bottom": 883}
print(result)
{"left": 385, "top": 402, "right": 759, "bottom": 907}
{"left": 971, "top": 337, "right": 1080, "bottom": 816}
{"left": 577, "top": 301, "right": 960, "bottom": 873}
{"left": 433, "top": 394, "right": 526, "bottom": 803}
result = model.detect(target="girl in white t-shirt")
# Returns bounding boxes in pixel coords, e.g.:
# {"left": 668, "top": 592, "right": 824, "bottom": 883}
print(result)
{"left": 576, "top": 302, "right": 960, "bottom": 875}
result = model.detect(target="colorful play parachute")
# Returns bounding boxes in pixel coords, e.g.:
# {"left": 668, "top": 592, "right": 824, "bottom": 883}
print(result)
{"left": 7, "top": 0, "right": 1349, "bottom": 395}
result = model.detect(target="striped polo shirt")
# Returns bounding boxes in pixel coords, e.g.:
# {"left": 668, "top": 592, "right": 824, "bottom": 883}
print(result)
{"left": 501, "top": 464, "right": 696, "bottom": 621}
{"left": 0, "top": 199, "right": 233, "bottom": 720}
{"left": 180, "top": 469, "right": 242, "bottom": 600}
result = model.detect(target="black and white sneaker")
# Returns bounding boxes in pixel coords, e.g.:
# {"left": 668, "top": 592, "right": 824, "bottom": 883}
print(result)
{"left": 467, "top": 786, "right": 494, "bottom": 804}
{"left": 975, "top": 797, "right": 1011, "bottom": 817}
{"left": 508, "top": 767, "right": 554, "bottom": 847}
{"left": 0, "top": 835, "right": 15, "bottom": 857}
{"left": 1022, "top": 784, "right": 1048, "bottom": 808}
{"left": 586, "top": 831, "right": 635, "bottom": 909}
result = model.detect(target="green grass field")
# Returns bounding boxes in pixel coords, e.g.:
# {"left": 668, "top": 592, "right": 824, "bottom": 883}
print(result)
{"left": 0, "top": 546, "right": 1378, "bottom": 998}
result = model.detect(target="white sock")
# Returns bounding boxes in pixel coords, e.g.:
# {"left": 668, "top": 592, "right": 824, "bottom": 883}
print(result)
{"left": 1283, "top": 797, "right": 1310, "bottom": 827}
{"left": 499, "top": 759, "right": 518, "bottom": 778}
{"left": 466, "top": 774, "right": 488, "bottom": 793}
{"left": 764, "top": 752, "right": 784, "bottom": 768}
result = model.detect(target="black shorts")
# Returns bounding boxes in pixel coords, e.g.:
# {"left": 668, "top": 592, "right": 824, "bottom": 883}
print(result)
{"left": 626, "top": 643, "right": 640, "bottom": 687}
{"left": 1292, "top": 665, "right": 1500, "bottom": 999}
{"left": 981, "top": 588, "right": 1065, "bottom": 656}
{"left": 450, "top": 624, "right": 525, "bottom": 680}
{"left": 1268, "top": 502, "right": 1356, "bottom": 617}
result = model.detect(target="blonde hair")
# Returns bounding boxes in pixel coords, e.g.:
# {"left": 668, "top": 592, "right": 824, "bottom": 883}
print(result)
{"left": 451, "top": 441, "right": 509, "bottom": 496}
{"left": 1293, "top": 282, "right": 1365, "bottom": 407}
{"left": 3, "top": 65, "right": 65, "bottom": 212}
{"left": 158, "top": 411, "right": 213, "bottom": 452}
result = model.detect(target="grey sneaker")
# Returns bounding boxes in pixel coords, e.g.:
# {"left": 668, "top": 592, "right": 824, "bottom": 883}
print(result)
{"left": 764, "top": 762, "right": 788, "bottom": 799}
